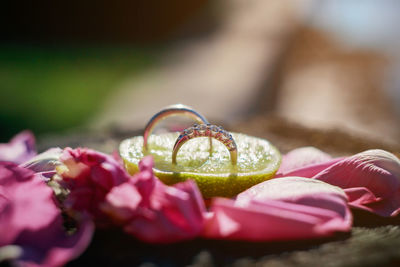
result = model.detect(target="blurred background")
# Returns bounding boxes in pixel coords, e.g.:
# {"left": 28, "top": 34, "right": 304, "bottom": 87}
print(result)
{"left": 1, "top": 0, "right": 399, "bottom": 145}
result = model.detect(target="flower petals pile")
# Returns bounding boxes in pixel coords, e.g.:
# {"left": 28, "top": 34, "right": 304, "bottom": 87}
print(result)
{"left": 2, "top": 131, "right": 400, "bottom": 266}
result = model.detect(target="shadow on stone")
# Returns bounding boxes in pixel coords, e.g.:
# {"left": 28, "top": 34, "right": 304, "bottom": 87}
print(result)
{"left": 67, "top": 228, "right": 350, "bottom": 267}
{"left": 352, "top": 209, "right": 400, "bottom": 227}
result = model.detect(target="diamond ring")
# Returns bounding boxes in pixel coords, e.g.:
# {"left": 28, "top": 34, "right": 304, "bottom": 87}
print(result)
{"left": 172, "top": 124, "right": 238, "bottom": 166}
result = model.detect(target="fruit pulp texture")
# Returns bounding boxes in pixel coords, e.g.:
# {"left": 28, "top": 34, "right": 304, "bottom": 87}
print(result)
{"left": 120, "top": 132, "right": 281, "bottom": 198}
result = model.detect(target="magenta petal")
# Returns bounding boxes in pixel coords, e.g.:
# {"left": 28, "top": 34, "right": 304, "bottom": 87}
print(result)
{"left": 0, "top": 162, "right": 93, "bottom": 266}
{"left": 0, "top": 131, "right": 36, "bottom": 164}
{"left": 59, "top": 148, "right": 131, "bottom": 223}
{"left": 16, "top": 216, "right": 94, "bottom": 267}
{"left": 0, "top": 162, "right": 58, "bottom": 247}
{"left": 173, "top": 180, "right": 206, "bottom": 226}
{"left": 204, "top": 177, "right": 351, "bottom": 241}
{"left": 101, "top": 182, "right": 142, "bottom": 223}
{"left": 40, "top": 218, "right": 93, "bottom": 267}
{"left": 313, "top": 149, "right": 400, "bottom": 216}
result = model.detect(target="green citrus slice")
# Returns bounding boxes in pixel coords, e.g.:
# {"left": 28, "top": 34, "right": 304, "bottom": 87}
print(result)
{"left": 120, "top": 132, "right": 281, "bottom": 198}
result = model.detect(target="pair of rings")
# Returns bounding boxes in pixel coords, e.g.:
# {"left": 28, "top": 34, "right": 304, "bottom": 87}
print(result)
{"left": 143, "top": 104, "right": 238, "bottom": 166}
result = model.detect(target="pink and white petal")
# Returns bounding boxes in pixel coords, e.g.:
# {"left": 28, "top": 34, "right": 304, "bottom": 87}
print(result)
{"left": 204, "top": 177, "right": 352, "bottom": 241}
{"left": 204, "top": 195, "right": 351, "bottom": 241}
{"left": 237, "top": 176, "right": 346, "bottom": 204}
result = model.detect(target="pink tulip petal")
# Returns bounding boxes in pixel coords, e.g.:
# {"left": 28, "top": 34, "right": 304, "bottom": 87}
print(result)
{"left": 237, "top": 176, "right": 346, "bottom": 203}
{"left": 344, "top": 187, "right": 382, "bottom": 206}
{"left": 237, "top": 177, "right": 350, "bottom": 222}
{"left": 0, "top": 131, "right": 36, "bottom": 164}
{"left": 204, "top": 196, "right": 351, "bottom": 241}
{"left": 204, "top": 177, "right": 351, "bottom": 241}
{"left": 313, "top": 149, "right": 400, "bottom": 216}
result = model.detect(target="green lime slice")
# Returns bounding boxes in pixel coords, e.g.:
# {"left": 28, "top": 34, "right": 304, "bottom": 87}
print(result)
{"left": 120, "top": 132, "right": 281, "bottom": 198}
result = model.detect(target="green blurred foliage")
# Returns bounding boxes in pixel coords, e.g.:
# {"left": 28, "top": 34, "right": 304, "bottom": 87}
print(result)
{"left": 0, "top": 45, "right": 158, "bottom": 141}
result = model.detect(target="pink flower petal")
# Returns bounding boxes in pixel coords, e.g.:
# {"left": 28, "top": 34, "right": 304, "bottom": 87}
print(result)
{"left": 275, "top": 158, "right": 343, "bottom": 178}
{"left": 237, "top": 176, "right": 346, "bottom": 203}
{"left": 16, "top": 216, "right": 94, "bottom": 267}
{"left": 313, "top": 149, "right": 400, "bottom": 217}
{"left": 123, "top": 181, "right": 205, "bottom": 243}
{"left": 0, "top": 162, "right": 57, "bottom": 247}
{"left": 275, "top": 147, "right": 344, "bottom": 178}
{"left": 59, "top": 148, "right": 130, "bottom": 224}
{"left": 204, "top": 177, "right": 351, "bottom": 241}
{"left": 278, "top": 147, "right": 332, "bottom": 173}
{"left": 101, "top": 182, "right": 142, "bottom": 223}
{"left": 102, "top": 156, "right": 206, "bottom": 243}
{"left": 0, "top": 162, "right": 94, "bottom": 266}
{"left": 0, "top": 131, "right": 36, "bottom": 164}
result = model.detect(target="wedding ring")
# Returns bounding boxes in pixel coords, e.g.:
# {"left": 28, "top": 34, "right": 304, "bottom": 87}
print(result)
{"left": 172, "top": 124, "right": 238, "bottom": 166}
{"left": 143, "top": 104, "right": 209, "bottom": 150}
